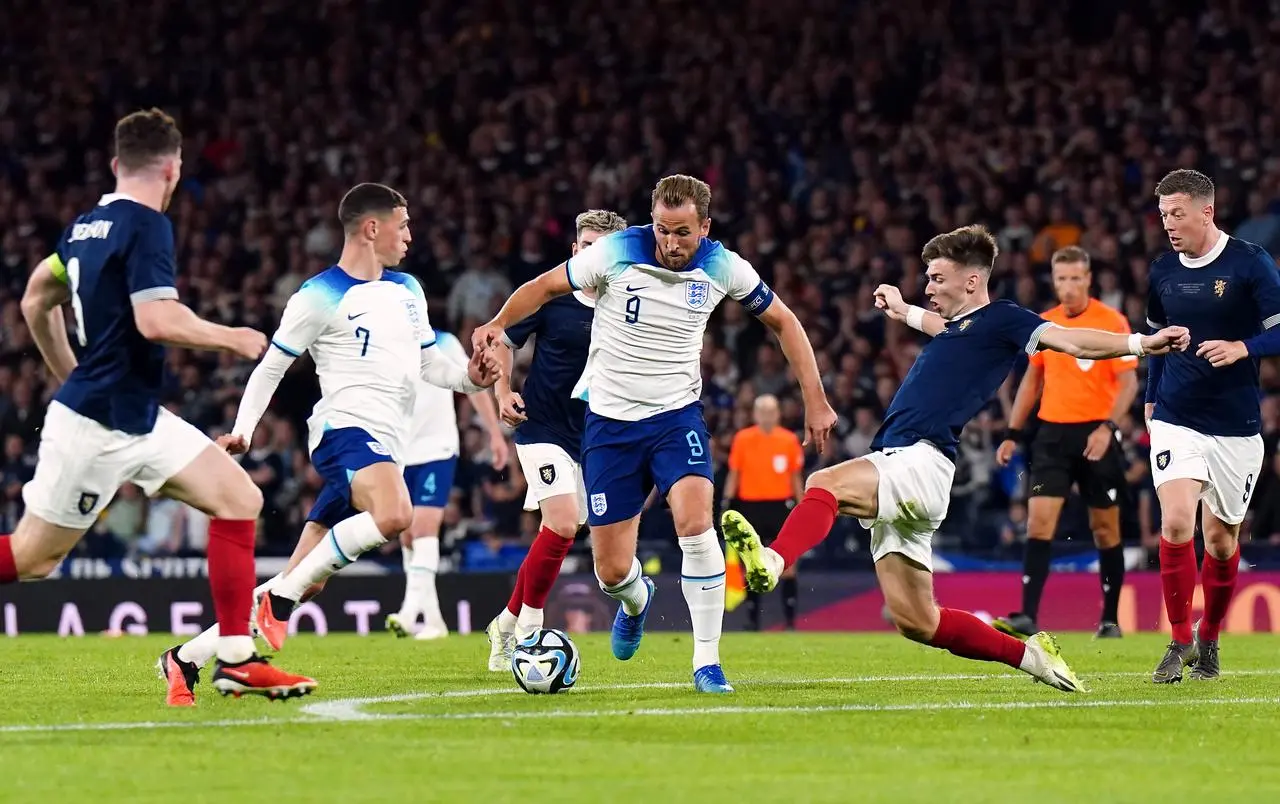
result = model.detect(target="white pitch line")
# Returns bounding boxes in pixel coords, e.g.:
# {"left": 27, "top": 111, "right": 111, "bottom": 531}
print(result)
{"left": 2, "top": 695, "right": 1278, "bottom": 735}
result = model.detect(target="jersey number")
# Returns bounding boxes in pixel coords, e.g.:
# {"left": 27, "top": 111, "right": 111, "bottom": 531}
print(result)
{"left": 687, "top": 431, "right": 705, "bottom": 461}
{"left": 624, "top": 295, "right": 641, "bottom": 324}
{"left": 1245, "top": 473, "right": 1254, "bottom": 504}
{"left": 354, "top": 326, "right": 371, "bottom": 357}
{"left": 66, "top": 257, "right": 88, "bottom": 347}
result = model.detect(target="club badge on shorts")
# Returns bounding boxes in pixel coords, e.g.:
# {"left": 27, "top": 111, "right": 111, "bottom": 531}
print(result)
{"left": 1156, "top": 450, "right": 1171, "bottom": 470}
{"left": 539, "top": 464, "right": 557, "bottom": 485}
{"left": 77, "top": 492, "right": 99, "bottom": 516}
{"left": 590, "top": 493, "right": 608, "bottom": 517}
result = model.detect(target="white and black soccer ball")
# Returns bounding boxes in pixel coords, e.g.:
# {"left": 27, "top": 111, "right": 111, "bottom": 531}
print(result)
{"left": 510, "top": 628, "right": 580, "bottom": 694}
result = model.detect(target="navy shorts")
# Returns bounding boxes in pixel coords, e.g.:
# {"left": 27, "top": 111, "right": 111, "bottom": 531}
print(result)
{"left": 582, "top": 402, "right": 713, "bottom": 526}
{"left": 403, "top": 457, "right": 458, "bottom": 508}
{"left": 306, "top": 427, "right": 396, "bottom": 528}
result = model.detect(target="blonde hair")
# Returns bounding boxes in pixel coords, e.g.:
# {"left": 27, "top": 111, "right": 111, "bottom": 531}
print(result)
{"left": 651, "top": 174, "right": 712, "bottom": 220}
{"left": 575, "top": 209, "right": 627, "bottom": 239}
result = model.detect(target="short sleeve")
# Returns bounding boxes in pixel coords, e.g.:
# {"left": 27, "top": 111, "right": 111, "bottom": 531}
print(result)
{"left": 503, "top": 310, "right": 541, "bottom": 349}
{"left": 1146, "top": 265, "right": 1166, "bottom": 330}
{"left": 126, "top": 211, "right": 179, "bottom": 305}
{"left": 565, "top": 232, "right": 624, "bottom": 291}
{"left": 721, "top": 252, "right": 775, "bottom": 317}
{"left": 46, "top": 225, "right": 73, "bottom": 284}
{"left": 271, "top": 288, "right": 329, "bottom": 357}
{"left": 998, "top": 303, "right": 1054, "bottom": 355}
{"left": 1248, "top": 248, "right": 1280, "bottom": 331}
{"left": 727, "top": 431, "right": 746, "bottom": 471}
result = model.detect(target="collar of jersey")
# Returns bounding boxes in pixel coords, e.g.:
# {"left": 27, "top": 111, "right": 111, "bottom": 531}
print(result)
{"left": 1178, "top": 231, "right": 1230, "bottom": 268}
{"left": 946, "top": 301, "right": 990, "bottom": 323}
{"left": 98, "top": 192, "right": 141, "bottom": 206}
{"left": 328, "top": 264, "right": 386, "bottom": 283}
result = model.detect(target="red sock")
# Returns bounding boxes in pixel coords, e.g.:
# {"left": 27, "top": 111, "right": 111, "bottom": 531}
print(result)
{"left": 506, "top": 564, "right": 526, "bottom": 618}
{"left": 929, "top": 607, "right": 1027, "bottom": 668}
{"left": 521, "top": 526, "right": 574, "bottom": 610}
{"left": 769, "top": 488, "right": 838, "bottom": 568}
{"left": 1159, "top": 538, "right": 1198, "bottom": 644}
{"left": 207, "top": 519, "right": 256, "bottom": 637}
{"left": 1199, "top": 547, "right": 1240, "bottom": 642}
{"left": 0, "top": 535, "right": 15, "bottom": 584}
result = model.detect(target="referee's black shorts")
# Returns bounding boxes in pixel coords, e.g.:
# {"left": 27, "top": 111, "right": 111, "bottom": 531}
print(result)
{"left": 1028, "top": 420, "right": 1127, "bottom": 509}
{"left": 732, "top": 499, "right": 793, "bottom": 542}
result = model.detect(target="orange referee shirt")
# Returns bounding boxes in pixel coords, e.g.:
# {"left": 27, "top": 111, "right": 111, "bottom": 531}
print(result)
{"left": 728, "top": 425, "right": 804, "bottom": 502}
{"left": 1030, "top": 299, "right": 1137, "bottom": 424}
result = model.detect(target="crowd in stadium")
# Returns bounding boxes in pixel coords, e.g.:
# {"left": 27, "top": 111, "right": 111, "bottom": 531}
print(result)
{"left": 2, "top": 0, "right": 1280, "bottom": 569}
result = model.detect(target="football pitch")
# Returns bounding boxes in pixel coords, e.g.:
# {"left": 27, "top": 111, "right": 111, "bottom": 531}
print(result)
{"left": 2, "top": 632, "right": 1278, "bottom": 803}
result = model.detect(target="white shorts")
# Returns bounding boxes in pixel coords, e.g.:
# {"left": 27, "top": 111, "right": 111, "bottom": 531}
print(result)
{"left": 856, "top": 442, "right": 955, "bottom": 571}
{"left": 1148, "top": 419, "right": 1263, "bottom": 525}
{"left": 515, "top": 442, "right": 587, "bottom": 524}
{"left": 23, "top": 401, "right": 212, "bottom": 530}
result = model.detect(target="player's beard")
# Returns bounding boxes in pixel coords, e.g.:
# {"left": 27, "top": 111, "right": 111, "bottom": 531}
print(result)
{"left": 662, "top": 251, "right": 689, "bottom": 270}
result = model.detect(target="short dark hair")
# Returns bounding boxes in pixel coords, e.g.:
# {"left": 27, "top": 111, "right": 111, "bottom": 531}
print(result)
{"left": 338, "top": 183, "right": 408, "bottom": 233}
{"left": 921, "top": 224, "right": 999, "bottom": 271}
{"left": 1155, "top": 169, "right": 1215, "bottom": 202}
{"left": 1051, "top": 245, "right": 1091, "bottom": 269}
{"left": 114, "top": 108, "right": 182, "bottom": 171}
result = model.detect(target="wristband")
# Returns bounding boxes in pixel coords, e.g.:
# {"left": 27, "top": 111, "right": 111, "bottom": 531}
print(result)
{"left": 905, "top": 305, "right": 926, "bottom": 332}
{"left": 1127, "top": 332, "right": 1145, "bottom": 356}
{"left": 1003, "top": 428, "right": 1025, "bottom": 443}
{"left": 1104, "top": 420, "right": 1120, "bottom": 433}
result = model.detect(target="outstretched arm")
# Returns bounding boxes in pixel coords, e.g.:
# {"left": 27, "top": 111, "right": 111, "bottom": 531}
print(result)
{"left": 756, "top": 296, "right": 837, "bottom": 452}
{"left": 227, "top": 347, "right": 297, "bottom": 452}
{"left": 473, "top": 265, "right": 573, "bottom": 353}
{"left": 1038, "top": 324, "right": 1189, "bottom": 359}
{"left": 873, "top": 284, "right": 947, "bottom": 337}
{"left": 20, "top": 257, "right": 77, "bottom": 383}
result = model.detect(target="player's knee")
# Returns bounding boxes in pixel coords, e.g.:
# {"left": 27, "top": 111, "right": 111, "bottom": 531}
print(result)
{"left": 216, "top": 479, "right": 263, "bottom": 521}
{"left": 373, "top": 501, "right": 414, "bottom": 539}
{"left": 804, "top": 467, "right": 837, "bottom": 495}
{"left": 594, "top": 555, "right": 631, "bottom": 588}
{"left": 1160, "top": 510, "right": 1196, "bottom": 543}
{"left": 543, "top": 516, "right": 579, "bottom": 541}
{"left": 1201, "top": 518, "right": 1239, "bottom": 558}
{"left": 672, "top": 511, "right": 712, "bottom": 538}
{"left": 19, "top": 553, "right": 62, "bottom": 581}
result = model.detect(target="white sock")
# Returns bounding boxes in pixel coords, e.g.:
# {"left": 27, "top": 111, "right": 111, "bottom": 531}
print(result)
{"left": 401, "top": 543, "right": 413, "bottom": 573}
{"left": 1019, "top": 641, "right": 1044, "bottom": 676}
{"left": 216, "top": 635, "right": 255, "bottom": 664}
{"left": 411, "top": 536, "right": 443, "bottom": 628}
{"left": 680, "top": 528, "right": 726, "bottom": 670}
{"left": 516, "top": 605, "right": 544, "bottom": 636}
{"left": 496, "top": 607, "right": 518, "bottom": 634}
{"left": 598, "top": 557, "right": 649, "bottom": 616}
{"left": 178, "top": 572, "right": 283, "bottom": 668}
{"left": 398, "top": 545, "right": 420, "bottom": 623}
{"left": 274, "top": 512, "right": 386, "bottom": 602}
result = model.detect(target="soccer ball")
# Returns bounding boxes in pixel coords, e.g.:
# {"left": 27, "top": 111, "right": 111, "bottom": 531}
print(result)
{"left": 510, "top": 628, "right": 580, "bottom": 694}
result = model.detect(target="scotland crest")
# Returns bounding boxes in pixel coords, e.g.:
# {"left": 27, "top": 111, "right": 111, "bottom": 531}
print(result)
{"left": 1156, "top": 450, "right": 1170, "bottom": 470}
{"left": 539, "top": 464, "right": 557, "bottom": 485}
{"left": 77, "top": 492, "right": 99, "bottom": 516}
{"left": 685, "top": 280, "right": 710, "bottom": 309}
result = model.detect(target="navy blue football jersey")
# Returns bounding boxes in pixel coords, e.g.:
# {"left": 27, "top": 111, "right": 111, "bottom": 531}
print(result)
{"left": 1145, "top": 235, "right": 1280, "bottom": 437}
{"left": 50, "top": 194, "right": 178, "bottom": 435}
{"left": 872, "top": 300, "right": 1051, "bottom": 460}
{"left": 504, "top": 292, "right": 594, "bottom": 458}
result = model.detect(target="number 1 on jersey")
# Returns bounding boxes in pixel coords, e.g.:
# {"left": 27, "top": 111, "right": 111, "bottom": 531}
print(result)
{"left": 625, "top": 295, "right": 641, "bottom": 324}
{"left": 66, "top": 257, "right": 88, "bottom": 347}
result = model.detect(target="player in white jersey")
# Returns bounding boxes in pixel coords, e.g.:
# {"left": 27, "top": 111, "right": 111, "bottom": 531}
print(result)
{"left": 162, "top": 184, "right": 498, "bottom": 686}
{"left": 474, "top": 176, "right": 836, "bottom": 693}
{"left": 386, "top": 335, "right": 509, "bottom": 641}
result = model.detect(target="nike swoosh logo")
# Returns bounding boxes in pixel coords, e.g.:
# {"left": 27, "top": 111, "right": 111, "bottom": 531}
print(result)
{"left": 701, "top": 583, "right": 725, "bottom": 591}
{"left": 688, "top": 460, "right": 706, "bottom": 465}
{"left": 347, "top": 312, "right": 368, "bottom": 320}
{"left": 625, "top": 284, "right": 647, "bottom": 292}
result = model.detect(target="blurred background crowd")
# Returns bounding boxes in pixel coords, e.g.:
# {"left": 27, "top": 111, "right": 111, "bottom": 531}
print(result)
{"left": 3, "top": 0, "right": 1280, "bottom": 570}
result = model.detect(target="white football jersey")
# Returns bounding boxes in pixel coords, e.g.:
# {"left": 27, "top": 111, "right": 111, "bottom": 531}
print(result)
{"left": 271, "top": 266, "right": 431, "bottom": 461}
{"left": 403, "top": 330, "right": 467, "bottom": 465}
{"left": 566, "top": 225, "right": 774, "bottom": 421}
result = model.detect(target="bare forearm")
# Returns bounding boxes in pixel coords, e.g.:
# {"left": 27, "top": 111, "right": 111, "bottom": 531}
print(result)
{"left": 140, "top": 303, "right": 236, "bottom": 352}
{"left": 1042, "top": 326, "right": 1137, "bottom": 360}
{"left": 23, "top": 306, "right": 77, "bottom": 382}
{"left": 1008, "top": 368, "right": 1043, "bottom": 429}
{"left": 773, "top": 315, "right": 825, "bottom": 402}
{"left": 493, "top": 342, "right": 516, "bottom": 397}
{"left": 493, "top": 280, "right": 556, "bottom": 331}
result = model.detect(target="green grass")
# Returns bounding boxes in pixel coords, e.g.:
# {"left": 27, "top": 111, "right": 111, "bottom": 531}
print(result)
{"left": 2, "top": 632, "right": 1278, "bottom": 803}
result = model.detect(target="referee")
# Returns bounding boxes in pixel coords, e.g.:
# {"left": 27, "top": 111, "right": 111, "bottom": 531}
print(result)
{"left": 723, "top": 394, "right": 804, "bottom": 630}
{"left": 994, "top": 246, "right": 1137, "bottom": 639}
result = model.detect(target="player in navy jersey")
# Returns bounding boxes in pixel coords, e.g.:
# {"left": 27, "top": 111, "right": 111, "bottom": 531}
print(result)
{"left": 1144, "top": 169, "right": 1280, "bottom": 683}
{"left": 723, "top": 224, "right": 1189, "bottom": 692}
{"left": 0, "top": 108, "right": 315, "bottom": 704}
{"left": 483, "top": 209, "right": 627, "bottom": 671}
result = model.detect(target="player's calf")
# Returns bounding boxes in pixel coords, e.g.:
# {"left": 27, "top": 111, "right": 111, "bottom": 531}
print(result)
{"left": 0, "top": 515, "right": 85, "bottom": 583}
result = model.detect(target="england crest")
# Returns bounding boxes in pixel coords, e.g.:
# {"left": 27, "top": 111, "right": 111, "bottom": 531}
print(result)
{"left": 590, "top": 493, "right": 608, "bottom": 517}
{"left": 77, "top": 492, "right": 99, "bottom": 516}
{"left": 539, "top": 464, "right": 557, "bottom": 485}
{"left": 1156, "top": 450, "right": 1171, "bottom": 470}
{"left": 685, "top": 280, "right": 710, "bottom": 309}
